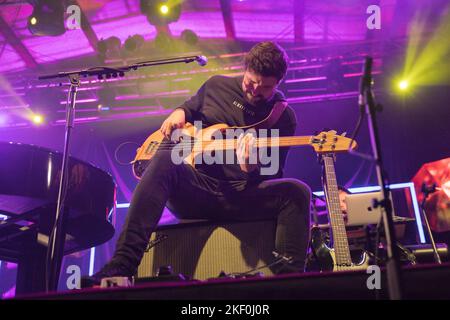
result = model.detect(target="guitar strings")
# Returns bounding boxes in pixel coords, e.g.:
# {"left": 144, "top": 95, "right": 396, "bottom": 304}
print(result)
{"left": 142, "top": 137, "right": 315, "bottom": 152}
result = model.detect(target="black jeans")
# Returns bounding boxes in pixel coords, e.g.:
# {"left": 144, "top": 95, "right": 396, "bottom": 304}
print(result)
{"left": 112, "top": 149, "right": 311, "bottom": 273}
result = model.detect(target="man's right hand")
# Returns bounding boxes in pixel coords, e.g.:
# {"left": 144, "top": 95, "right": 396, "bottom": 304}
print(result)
{"left": 160, "top": 108, "right": 186, "bottom": 139}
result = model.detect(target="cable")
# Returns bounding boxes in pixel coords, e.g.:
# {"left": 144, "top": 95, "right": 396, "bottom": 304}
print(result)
{"left": 228, "top": 258, "right": 284, "bottom": 278}
{"left": 347, "top": 106, "right": 365, "bottom": 154}
{"left": 228, "top": 252, "right": 293, "bottom": 277}
{"left": 114, "top": 141, "right": 140, "bottom": 165}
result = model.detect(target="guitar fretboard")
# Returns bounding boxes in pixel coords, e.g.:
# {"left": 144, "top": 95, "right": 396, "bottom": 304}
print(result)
{"left": 323, "top": 155, "right": 352, "bottom": 267}
{"left": 191, "top": 136, "right": 313, "bottom": 152}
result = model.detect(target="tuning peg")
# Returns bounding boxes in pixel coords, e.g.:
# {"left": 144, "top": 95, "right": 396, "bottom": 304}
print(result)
{"left": 341, "top": 132, "right": 347, "bottom": 137}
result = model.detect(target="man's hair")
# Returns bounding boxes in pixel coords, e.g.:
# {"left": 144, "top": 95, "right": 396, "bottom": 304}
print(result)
{"left": 244, "top": 41, "right": 289, "bottom": 81}
{"left": 338, "top": 185, "right": 352, "bottom": 194}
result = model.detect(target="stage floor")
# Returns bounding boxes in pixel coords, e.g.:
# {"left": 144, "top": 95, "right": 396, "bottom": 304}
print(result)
{"left": 17, "top": 262, "right": 450, "bottom": 300}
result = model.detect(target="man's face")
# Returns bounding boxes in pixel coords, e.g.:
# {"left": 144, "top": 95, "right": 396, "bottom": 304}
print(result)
{"left": 242, "top": 69, "right": 279, "bottom": 105}
{"left": 339, "top": 190, "right": 348, "bottom": 213}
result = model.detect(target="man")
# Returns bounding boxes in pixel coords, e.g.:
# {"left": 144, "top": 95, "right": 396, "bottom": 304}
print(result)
{"left": 312, "top": 186, "right": 350, "bottom": 226}
{"left": 83, "top": 41, "right": 311, "bottom": 286}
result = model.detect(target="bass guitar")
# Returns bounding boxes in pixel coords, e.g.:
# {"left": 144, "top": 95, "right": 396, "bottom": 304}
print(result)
{"left": 308, "top": 138, "right": 369, "bottom": 271}
{"left": 131, "top": 123, "right": 357, "bottom": 179}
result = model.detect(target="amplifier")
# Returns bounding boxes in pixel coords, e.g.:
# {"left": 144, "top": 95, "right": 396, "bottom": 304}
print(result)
{"left": 137, "top": 219, "right": 277, "bottom": 280}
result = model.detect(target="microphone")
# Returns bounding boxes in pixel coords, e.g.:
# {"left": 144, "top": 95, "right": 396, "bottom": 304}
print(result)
{"left": 359, "top": 56, "right": 373, "bottom": 107}
{"left": 195, "top": 55, "right": 208, "bottom": 67}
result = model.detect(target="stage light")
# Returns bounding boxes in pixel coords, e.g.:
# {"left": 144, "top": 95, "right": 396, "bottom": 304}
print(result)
{"left": 393, "top": 77, "right": 411, "bottom": 94}
{"left": 140, "top": 0, "right": 182, "bottom": 26}
{"left": 97, "top": 104, "right": 110, "bottom": 112}
{"left": 124, "top": 35, "right": 145, "bottom": 52}
{"left": 399, "top": 80, "right": 409, "bottom": 91}
{"left": 32, "top": 114, "right": 44, "bottom": 125}
{"left": 0, "top": 114, "right": 7, "bottom": 126}
{"left": 27, "top": 0, "right": 65, "bottom": 36}
{"left": 97, "top": 36, "right": 122, "bottom": 59}
{"left": 160, "top": 4, "right": 169, "bottom": 15}
{"left": 181, "top": 29, "right": 198, "bottom": 45}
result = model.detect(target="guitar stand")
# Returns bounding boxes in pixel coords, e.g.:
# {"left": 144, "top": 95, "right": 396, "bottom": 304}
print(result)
{"left": 419, "top": 183, "right": 442, "bottom": 264}
{"left": 364, "top": 224, "right": 417, "bottom": 266}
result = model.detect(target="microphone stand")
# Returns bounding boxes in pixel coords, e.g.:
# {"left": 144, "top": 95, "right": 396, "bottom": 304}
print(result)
{"left": 353, "top": 56, "right": 403, "bottom": 300}
{"left": 45, "top": 74, "right": 79, "bottom": 293}
{"left": 39, "top": 55, "right": 207, "bottom": 292}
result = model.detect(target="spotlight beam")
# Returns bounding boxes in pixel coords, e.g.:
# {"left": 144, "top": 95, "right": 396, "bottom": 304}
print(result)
{"left": 408, "top": 14, "right": 450, "bottom": 81}
{"left": 403, "top": 9, "right": 450, "bottom": 86}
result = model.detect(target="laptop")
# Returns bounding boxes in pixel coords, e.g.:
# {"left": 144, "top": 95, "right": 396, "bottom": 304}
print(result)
{"left": 345, "top": 192, "right": 396, "bottom": 226}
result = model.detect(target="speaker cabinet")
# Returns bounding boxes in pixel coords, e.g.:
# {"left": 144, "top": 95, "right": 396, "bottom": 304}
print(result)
{"left": 137, "top": 220, "right": 277, "bottom": 280}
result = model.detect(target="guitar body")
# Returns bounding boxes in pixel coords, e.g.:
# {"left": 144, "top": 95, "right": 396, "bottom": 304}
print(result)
{"left": 132, "top": 122, "right": 230, "bottom": 178}
{"left": 307, "top": 226, "right": 334, "bottom": 272}
{"left": 307, "top": 227, "right": 371, "bottom": 272}
{"left": 329, "top": 249, "right": 370, "bottom": 272}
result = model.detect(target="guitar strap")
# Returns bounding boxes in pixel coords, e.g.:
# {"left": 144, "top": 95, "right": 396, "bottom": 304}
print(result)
{"left": 231, "top": 100, "right": 288, "bottom": 131}
{"left": 262, "top": 100, "right": 288, "bottom": 129}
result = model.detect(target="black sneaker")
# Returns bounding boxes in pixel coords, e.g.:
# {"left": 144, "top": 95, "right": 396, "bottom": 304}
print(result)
{"left": 81, "top": 261, "right": 136, "bottom": 288}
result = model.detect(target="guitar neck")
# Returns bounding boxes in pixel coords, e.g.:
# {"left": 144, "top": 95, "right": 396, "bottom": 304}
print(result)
{"left": 322, "top": 154, "right": 352, "bottom": 266}
{"left": 193, "top": 136, "right": 313, "bottom": 151}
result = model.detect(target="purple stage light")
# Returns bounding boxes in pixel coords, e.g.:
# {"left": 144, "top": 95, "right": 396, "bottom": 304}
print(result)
{"left": 58, "top": 98, "right": 98, "bottom": 105}
{"left": 0, "top": 114, "right": 8, "bottom": 126}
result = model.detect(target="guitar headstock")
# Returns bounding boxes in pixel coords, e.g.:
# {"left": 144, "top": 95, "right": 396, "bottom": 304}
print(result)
{"left": 311, "top": 130, "right": 357, "bottom": 153}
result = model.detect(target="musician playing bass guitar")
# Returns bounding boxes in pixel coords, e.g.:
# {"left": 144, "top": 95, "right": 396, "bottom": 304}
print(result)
{"left": 82, "top": 41, "right": 311, "bottom": 286}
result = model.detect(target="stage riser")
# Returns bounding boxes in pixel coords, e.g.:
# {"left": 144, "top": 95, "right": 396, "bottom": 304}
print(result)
{"left": 26, "top": 263, "right": 450, "bottom": 300}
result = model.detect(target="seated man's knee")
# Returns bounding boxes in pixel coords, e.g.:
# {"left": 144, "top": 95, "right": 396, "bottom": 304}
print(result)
{"left": 140, "top": 149, "right": 181, "bottom": 180}
{"left": 282, "top": 179, "right": 311, "bottom": 208}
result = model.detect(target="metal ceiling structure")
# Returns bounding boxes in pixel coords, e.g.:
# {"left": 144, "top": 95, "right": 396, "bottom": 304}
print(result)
{"left": 0, "top": 0, "right": 446, "bottom": 128}
{"left": 0, "top": 0, "right": 402, "bottom": 73}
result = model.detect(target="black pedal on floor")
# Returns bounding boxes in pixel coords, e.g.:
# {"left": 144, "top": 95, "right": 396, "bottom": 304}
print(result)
{"left": 134, "top": 265, "right": 190, "bottom": 284}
